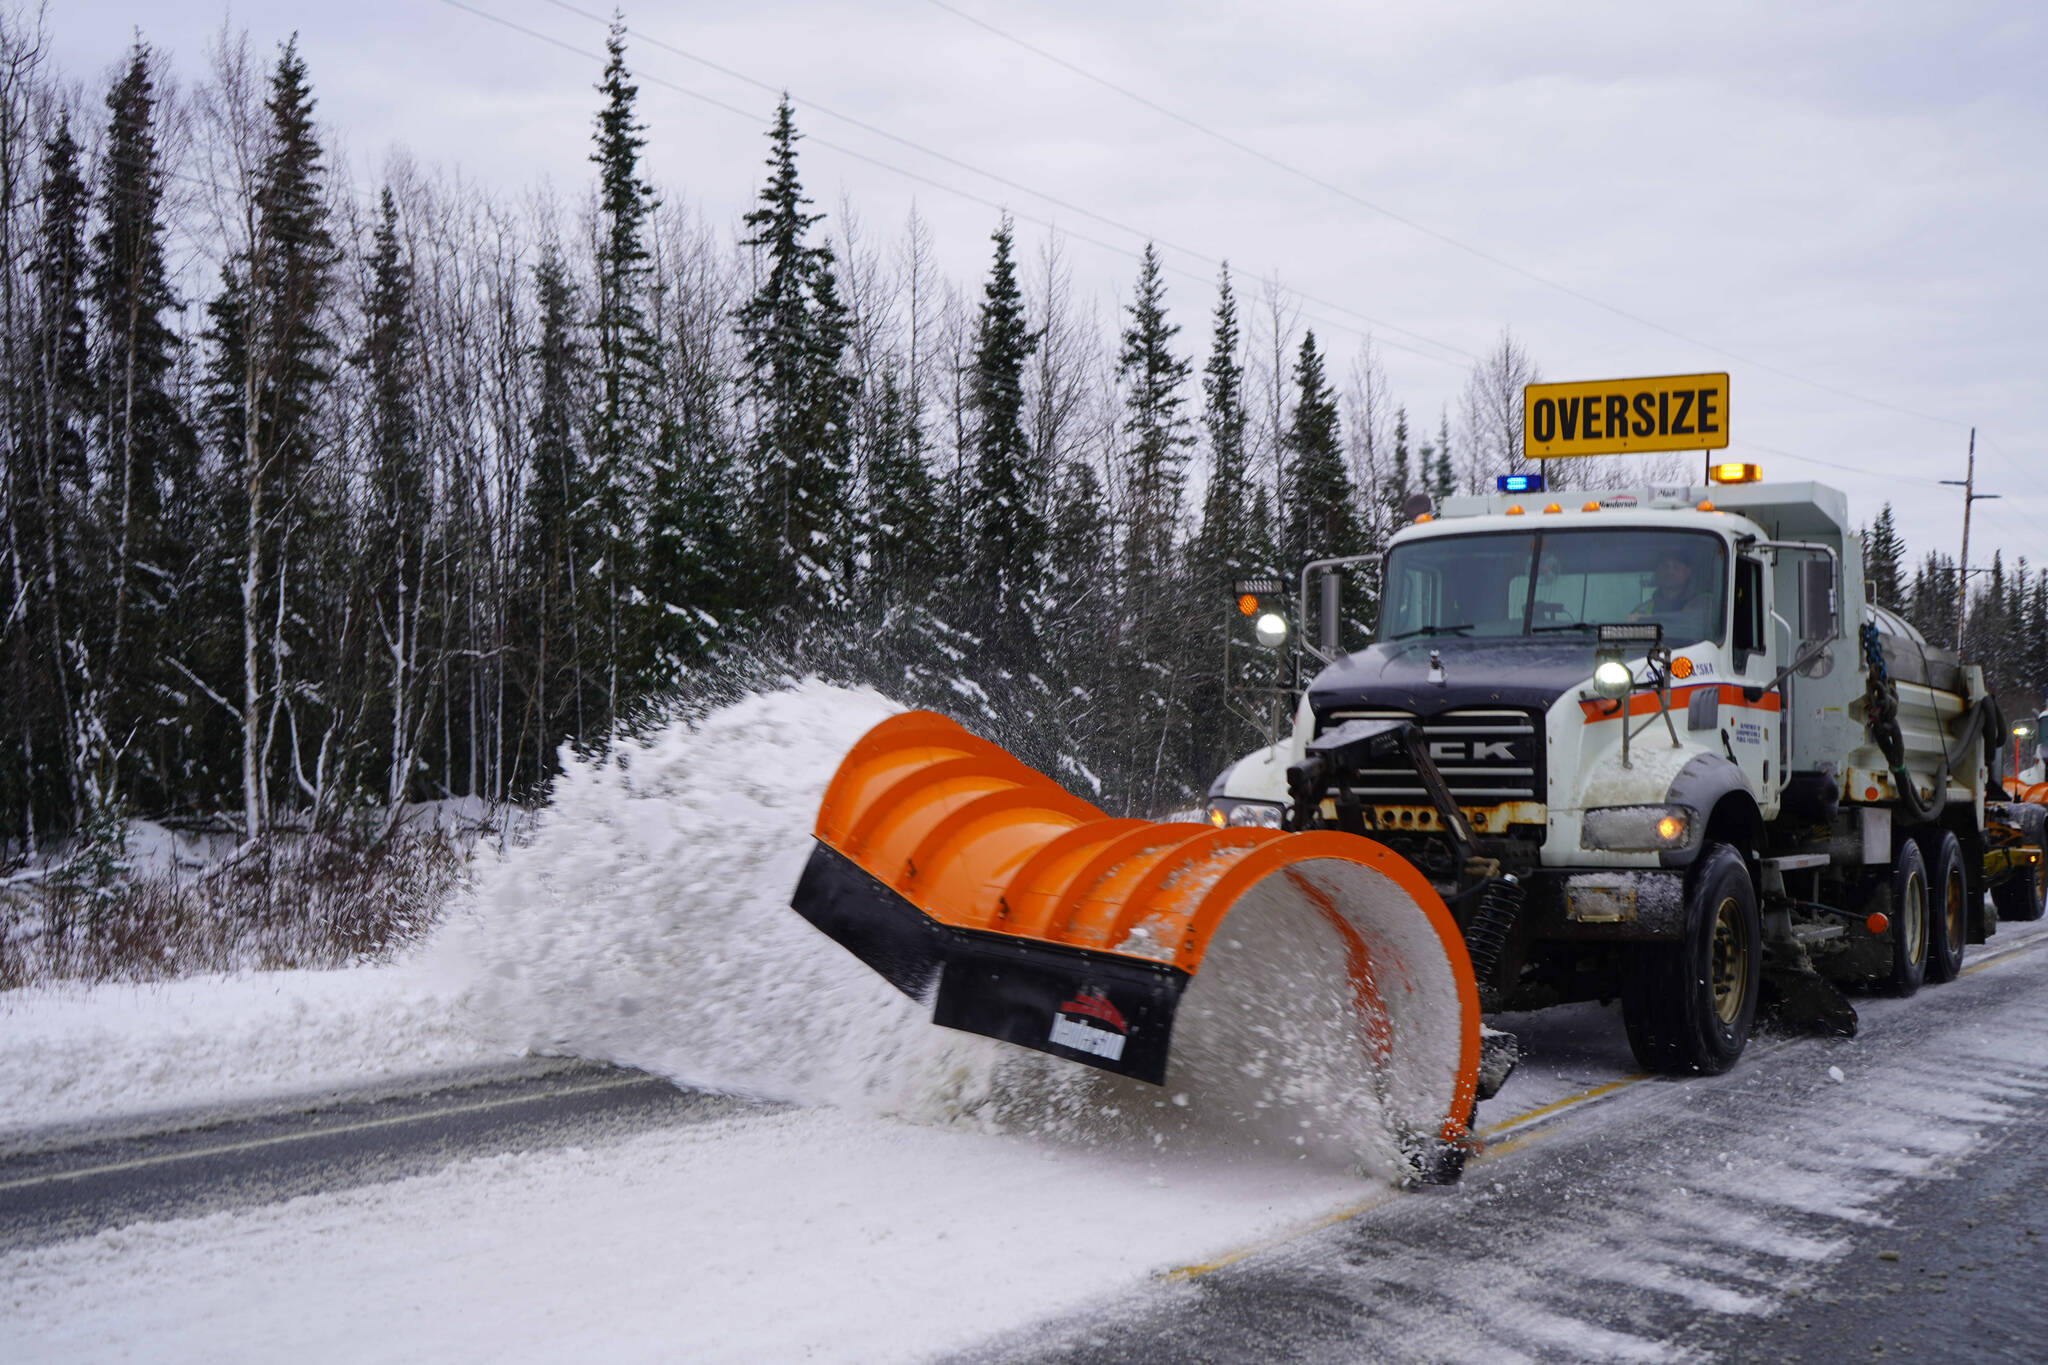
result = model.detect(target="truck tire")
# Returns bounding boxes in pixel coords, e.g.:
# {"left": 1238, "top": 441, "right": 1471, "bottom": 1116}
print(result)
{"left": 1993, "top": 805, "right": 2047, "bottom": 922}
{"left": 1921, "top": 830, "right": 1967, "bottom": 983}
{"left": 1885, "top": 836, "right": 1930, "bottom": 996}
{"left": 1623, "top": 842, "right": 1761, "bottom": 1075}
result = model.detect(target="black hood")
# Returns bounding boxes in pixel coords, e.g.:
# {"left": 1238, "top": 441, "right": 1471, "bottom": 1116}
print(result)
{"left": 1307, "top": 635, "right": 1598, "bottom": 718}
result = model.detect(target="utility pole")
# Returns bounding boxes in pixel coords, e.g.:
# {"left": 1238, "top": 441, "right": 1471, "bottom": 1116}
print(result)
{"left": 1938, "top": 428, "right": 1998, "bottom": 653}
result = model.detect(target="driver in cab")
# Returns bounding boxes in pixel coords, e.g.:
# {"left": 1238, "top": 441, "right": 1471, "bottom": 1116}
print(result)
{"left": 1630, "top": 548, "right": 1711, "bottom": 643}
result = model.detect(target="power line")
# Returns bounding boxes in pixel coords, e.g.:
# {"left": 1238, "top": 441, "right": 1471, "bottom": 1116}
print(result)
{"left": 923, "top": 0, "right": 1980, "bottom": 435}
{"left": 460, "top": 0, "right": 1476, "bottom": 369}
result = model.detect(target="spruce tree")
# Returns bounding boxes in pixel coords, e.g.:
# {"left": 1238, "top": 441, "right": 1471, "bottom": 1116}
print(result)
{"left": 202, "top": 34, "right": 342, "bottom": 837}
{"left": 353, "top": 187, "right": 432, "bottom": 808}
{"left": 22, "top": 113, "right": 94, "bottom": 827}
{"left": 1281, "top": 330, "right": 1360, "bottom": 567}
{"left": 1431, "top": 410, "right": 1455, "bottom": 506}
{"left": 1118, "top": 243, "right": 1192, "bottom": 584}
{"left": 737, "top": 96, "right": 853, "bottom": 616}
{"left": 965, "top": 217, "right": 1040, "bottom": 668}
{"left": 586, "top": 18, "right": 659, "bottom": 715}
{"left": 1386, "top": 405, "right": 1412, "bottom": 520}
{"left": 1864, "top": 502, "right": 1904, "bottom": 608}
{"left": 514, "top": 242, "right": 586, "bottom": 771}
{"left": 859, "top": 369, "right": 939, "bottom": 606}
{"left": 1193, "top": 264, "right": 1247, "bottom": 586}
{"left": 89, "top": 41, "right": 197, "bottom": 812}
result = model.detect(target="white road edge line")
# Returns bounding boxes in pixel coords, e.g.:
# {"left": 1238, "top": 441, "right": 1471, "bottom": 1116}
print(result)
{"left": 0, "top": 1074, "right": 658, "bottom": 1194}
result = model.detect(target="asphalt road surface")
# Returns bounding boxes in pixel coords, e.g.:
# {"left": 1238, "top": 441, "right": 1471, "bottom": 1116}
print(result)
{"left": 959, "top": 929, "right": 2048, "bottom": 1364}
{"left": 0, "top": 1060, "right": 743, "bottom": 1253}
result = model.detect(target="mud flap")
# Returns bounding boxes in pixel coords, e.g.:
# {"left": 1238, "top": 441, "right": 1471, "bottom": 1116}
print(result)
{"left": 1760, "top": 959, "right": 1860, "bottom": 1038}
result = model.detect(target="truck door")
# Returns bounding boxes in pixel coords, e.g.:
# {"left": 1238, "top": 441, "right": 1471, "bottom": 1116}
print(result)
{"left": 1723, "top": 554, "right": 1777, "bottom": 800}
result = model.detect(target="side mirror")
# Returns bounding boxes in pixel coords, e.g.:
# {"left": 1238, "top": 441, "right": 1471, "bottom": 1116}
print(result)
{"left": 1319, "top": 572, "right": 1341, "bottom": 657}
{"left": 1798, "top": 559, "right": 1837, "bottom": 643}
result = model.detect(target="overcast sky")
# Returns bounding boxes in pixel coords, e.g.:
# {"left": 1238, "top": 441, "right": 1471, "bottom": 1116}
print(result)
{"left": 43, "top": 0, "right": 2048, "bottom": 574}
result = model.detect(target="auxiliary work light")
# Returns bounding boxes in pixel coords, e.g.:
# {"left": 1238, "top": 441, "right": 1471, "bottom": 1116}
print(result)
{"left": 1254, "top": 612, "right": 1289, "bottom": 648}
{"left": 1593, "top": 660, "right": 1633, "bottom": 700}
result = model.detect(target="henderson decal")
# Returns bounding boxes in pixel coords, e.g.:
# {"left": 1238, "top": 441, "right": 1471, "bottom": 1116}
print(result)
{"left": 1522, "top": 372, "right": 1730, "bottom": 459}
{"left": 1049, "top": 989, "right": 1129, "bottom": 1061}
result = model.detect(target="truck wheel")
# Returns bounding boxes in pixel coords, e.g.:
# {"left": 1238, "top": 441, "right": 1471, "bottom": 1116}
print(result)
{"left": 1993, "top": 806, "right": 2048, "bottom": 922}
{"left": 1623, "top": 843, "right": 1761, "bottom": 1075}
{"left": 1921, "top": 831, "right": 1967, "bottom": 983}
{"left": 1884, "top": 836, "right": 1930, "bottom": 996}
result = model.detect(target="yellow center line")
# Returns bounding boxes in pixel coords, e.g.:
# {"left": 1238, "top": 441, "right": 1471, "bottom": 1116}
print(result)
{"left": 0, "top": 1074, "right": 656, "bottom": 1194}
{"left": 1478, "top": 1074, "right": 1649, "bottom": 1139}
{"left": 1960, "top": 930, "right": 2048, "bottom": 977}
{"left": 1161, "top": 1073, "right": 1649, "bottom": 1282}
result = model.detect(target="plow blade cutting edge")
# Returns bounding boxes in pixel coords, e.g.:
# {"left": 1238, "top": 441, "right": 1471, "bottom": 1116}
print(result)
{"left": 790, "top": 711, "right": 1483, "bottom": 1178}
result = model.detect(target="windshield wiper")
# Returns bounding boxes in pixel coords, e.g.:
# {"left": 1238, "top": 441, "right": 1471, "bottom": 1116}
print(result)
{"left": 1392, "top": 623, "right": 1474, "bottom": 640}
{"left": 1529, "top": 621, "right": 1599, "bottom": 634}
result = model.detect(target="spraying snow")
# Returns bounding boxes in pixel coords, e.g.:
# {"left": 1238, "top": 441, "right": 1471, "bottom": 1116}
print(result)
{"left": 440, "top": 679, "right": 1435, "bottom": 1176}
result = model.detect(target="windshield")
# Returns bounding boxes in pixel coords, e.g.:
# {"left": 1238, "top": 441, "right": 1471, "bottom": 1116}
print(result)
{"left": 1378, "top": 527, "right": 1729, "bottom": 646}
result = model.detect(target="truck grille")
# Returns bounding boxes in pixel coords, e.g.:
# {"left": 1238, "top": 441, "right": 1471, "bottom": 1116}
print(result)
{"left": 1319, "top": 708, "right": 1544, "bottom": 804}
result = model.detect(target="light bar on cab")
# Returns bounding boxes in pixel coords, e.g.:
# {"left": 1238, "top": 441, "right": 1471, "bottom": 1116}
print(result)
{"left": 1497, "top": 473, "right": 1545, "bottom": 493}
{"left": 1708, "top": 462, "right": 1762, "bottom": 485}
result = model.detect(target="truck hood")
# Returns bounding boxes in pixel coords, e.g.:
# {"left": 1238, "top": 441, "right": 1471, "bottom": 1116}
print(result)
{"left": 1307, "top": 636, "right": 1599, "bottom": 717}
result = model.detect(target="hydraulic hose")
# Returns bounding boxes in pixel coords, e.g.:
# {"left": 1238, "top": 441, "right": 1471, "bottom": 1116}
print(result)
{"left": 1860, "top": 622, "right": 1997, "bottom": 824}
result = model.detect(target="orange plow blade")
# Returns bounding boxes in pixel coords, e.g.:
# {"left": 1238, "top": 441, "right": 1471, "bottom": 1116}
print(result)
{"left": 790, "top": 711, "right": 1483, "bottom": 1176}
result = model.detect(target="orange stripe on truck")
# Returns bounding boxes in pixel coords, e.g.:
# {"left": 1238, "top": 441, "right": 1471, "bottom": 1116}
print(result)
{"left": 1580, "top": 682, "right": 1781, "bottom": 723}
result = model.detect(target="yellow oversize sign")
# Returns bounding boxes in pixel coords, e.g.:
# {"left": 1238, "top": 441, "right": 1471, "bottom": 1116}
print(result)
{"left": 1523, "top": 373, "right": 1729, "bottom": 458}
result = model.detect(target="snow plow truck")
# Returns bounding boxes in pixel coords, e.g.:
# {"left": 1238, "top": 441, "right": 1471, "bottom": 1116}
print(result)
{"left": 790, "top": 464, "right": 2046, "bottom": 1184}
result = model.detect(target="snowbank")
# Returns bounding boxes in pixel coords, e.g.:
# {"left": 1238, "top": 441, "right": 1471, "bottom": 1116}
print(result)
{"left": 0, "top": 962, "right": 506, "bottom": 1135}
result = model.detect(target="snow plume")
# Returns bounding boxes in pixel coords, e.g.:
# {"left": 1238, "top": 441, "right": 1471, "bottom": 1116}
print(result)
{"left": 443, "top": 679, "right": 1419, "bottom": 1177}
{"left": 440, "top": 680, "right": 992, "bottom": 1117}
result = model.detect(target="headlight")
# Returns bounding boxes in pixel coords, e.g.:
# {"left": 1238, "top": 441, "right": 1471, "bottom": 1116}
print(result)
{"left": 1592, "top": 659, "right": 1634, "bottom": 700}
{"left": 1581, "top": 804, "right": 1697, "bottom": 851}
{"left": 1207, "top": 799, "right": 1286, "bottom": 829}
{"left": 1254, "top": 612, "right": 1289, "bottom": 648}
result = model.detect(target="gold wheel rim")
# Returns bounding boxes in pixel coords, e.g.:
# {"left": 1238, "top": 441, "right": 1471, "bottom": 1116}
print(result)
{"left": 1903, "top": 870, "right": 1927, "bottom": 965}
{"left": 1710, "top": 895, "right": 1749, "bottom": 1025}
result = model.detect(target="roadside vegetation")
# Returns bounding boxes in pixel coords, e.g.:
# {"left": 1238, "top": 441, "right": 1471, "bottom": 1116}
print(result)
{"left": 3, "top": 10, "right": 2040, "bottom": 984}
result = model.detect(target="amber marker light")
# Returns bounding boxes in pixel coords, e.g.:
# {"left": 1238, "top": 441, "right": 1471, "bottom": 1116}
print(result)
{"left": 1505, "top": 504, "right": 1525, "bottom": 515}
{"left": 1866, "top": 912, "right": 1889, "bottom": 936}
{"left": 1671, "top": 656, "right": 1694, "bottom": 679}
{"left": 1415, "top": 513, "right": 1433, "bottom": 523}
{"left": 1237, "top": 593, "right": 1259, "bottom": 616}
{"left": 1543, "top": 503, "right": 1563, "bottom": 514}
{"left": 1581, "top": 501, "right": 1601, "bottom": 512}
{"left": 1656, "top": 814, "right": 1685, "bottom": 842}
{"left": 1696, "top": 499, "right": 1717, "bottom": 512}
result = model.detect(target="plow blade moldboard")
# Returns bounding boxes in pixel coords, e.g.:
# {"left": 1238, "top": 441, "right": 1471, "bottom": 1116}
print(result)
{"left": 791, "top": 711, "right": 1483, "bottom": 1162}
